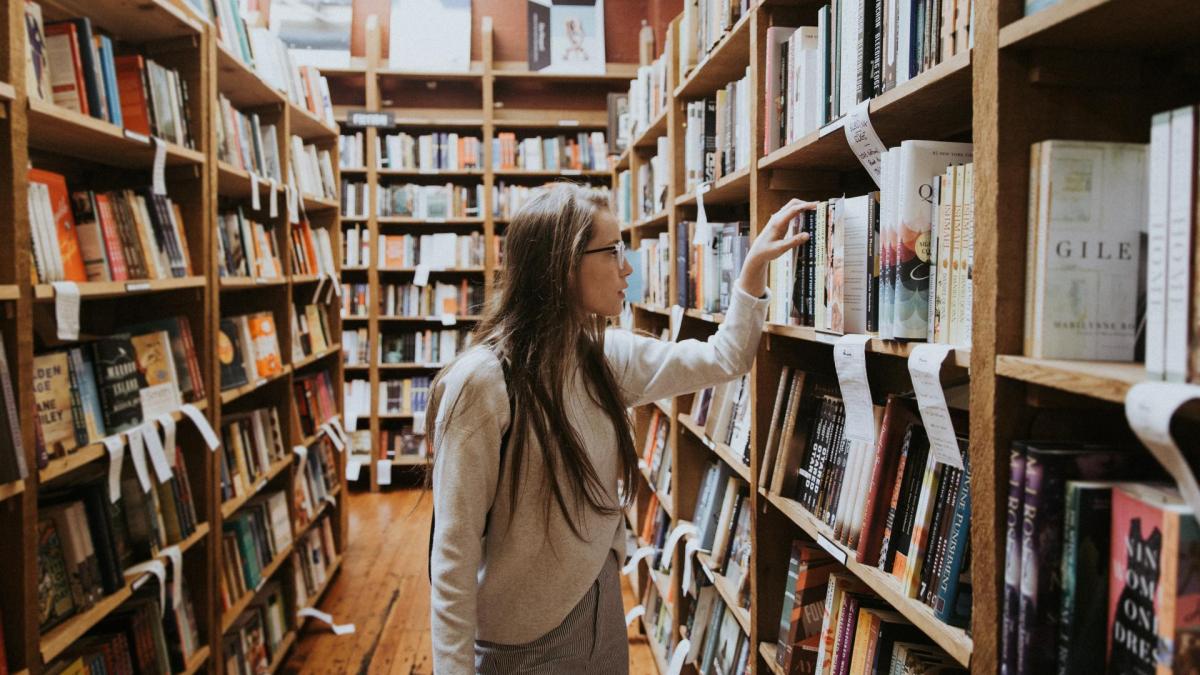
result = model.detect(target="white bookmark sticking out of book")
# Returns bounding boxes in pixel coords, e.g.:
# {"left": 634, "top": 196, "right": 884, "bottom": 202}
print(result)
{"left": 297, "top": 607, "right": 356, "bottom": 635}
{"left": 622, "top": 546, "right": 656, "bottom": 576}
{"left": 159, "top": 544, "right": 183, "bottom": 609}
{"left": 293, "top": 445, "right": 308, "bottom": 464}
{"left": 127, "top": 429, "right": 152, "bottom": 492}
{"left": 51, "top": 281, "right": 80, "bottom": 341}
{"left": 269, "top": 180, "right": 279, "bottom": 218}
{"left": 663, "top": 521, "right": 698, "bottom": 556}
{"left": 251, "top": 173, "right": 262, "bottom": 211}
{"left": 180, "top": 403, "right": 219, "bottom": 450}
{"left": 666, "top": 640, "right": 691, "bottom": 675}
{"left": 1126, "top": 382, "right": 1200, "bottom": 516}
{"left": 141, "top": 422, "right": 174, "bottom": 483}
{"left": 833, "top": 334, "right": 875, "bottom": 446}
{"left": 624, "top": 605, "right": 645, "bottom": 627}
{"left": 669, "top": 305, "right": 685, "bottom": 341}
{"left": 125, "top": 559, "right": 167, "bottom": 616}
{"left": 103, "top": 435, "right": 125, "bottom": 503}
{"left": 376, "top": 459, "right": 392, "bottom": 485}
{"left": 682, "top": 536, "right": 703, "bottom": 592}
{"left": 414, "top": 264, "right": 431, "bottom": 287}
{"left": 908, "top": 343, "right": 964, "bottom": 469}
{"left": 156, "top": 414, "right": 176, "bottom": 466}
{"left": 844, "top": 101, "right": 887, "bottom": 188}
{"left": 152, "top": 138, "right": 168, "bottom": 195}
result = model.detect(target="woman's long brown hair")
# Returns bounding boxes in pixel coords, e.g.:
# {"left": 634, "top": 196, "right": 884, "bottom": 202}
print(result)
{"left": 425, "top": 183, "right": 638, "bottom": 538}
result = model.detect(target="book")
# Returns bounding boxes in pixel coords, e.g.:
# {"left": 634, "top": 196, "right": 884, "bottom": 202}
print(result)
{"left": 130, "top": 330, "right": 181, "bottom": 419}
{"left": 33, "top": 351, "right": 79, "bottom": 460}
{"left": 1056, "top": 481, "right": 1117, "bottom": 674}
{"left": 247, "top": 312, "right": 283, "bottom": 378}
{"left": 0, "top": 333, "right": 28, "bottom": 483}
{"left": 29, "top": 168, "right": 87, "bottom": 283}
{"left": 218, "top": 318, "right": 251, "bottom": 391}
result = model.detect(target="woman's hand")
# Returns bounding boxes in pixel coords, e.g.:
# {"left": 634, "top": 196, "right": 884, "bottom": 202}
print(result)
{"left": 737, "top": 198, "right": 816, "bottom": 298}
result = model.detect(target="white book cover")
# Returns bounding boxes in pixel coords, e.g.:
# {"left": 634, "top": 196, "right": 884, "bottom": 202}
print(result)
{"left": 1032, "top": 140, "right": 1147, "bottom": 361}
{"left": 878, "top": 149, "right": 897, "bottom": 339}
{"left": 839, "top": 194, "right": 871, "bottom": 335}
{"left": 1165, "top": 107, "right": 1195, "bottom": 380}
{"left": 797, "top": 26, "right": 821, "bottom": 138}
{"left": 1144, "top": 112, "right": 1171, "bottom": 380}
{"left": 765, "top": 27, "right": 793, "bottom": 154}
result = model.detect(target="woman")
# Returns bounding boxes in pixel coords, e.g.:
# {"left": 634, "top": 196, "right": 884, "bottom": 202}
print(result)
{"left": 428, "top": 183, "right": 812, "bottom": 674}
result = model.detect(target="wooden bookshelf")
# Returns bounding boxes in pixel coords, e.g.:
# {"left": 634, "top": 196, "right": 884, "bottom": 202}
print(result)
{"left": 220, "top": 542, "right": 295, "bottom": 633}
{"left": 677, "top": 413, "right": 752, "bottom": 483}
{"left": 995, "top": 355, "right": 1143, "bottom": 404}
{"left": 696, "top": 551, "right": 751, "bottom": 635}
{"left": 759, "top": 642, "right": 786, "bottom": 675}
{"left": 0, "top": 0, "right": 349, "bottom": 671}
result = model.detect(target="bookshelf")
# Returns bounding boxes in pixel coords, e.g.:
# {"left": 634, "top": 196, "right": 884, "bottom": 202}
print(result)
{"left": 0, "top": 1, "right": 348, "bottom": 673}
{"left": 330, "top": 16, "right": 623, "bottom": 490}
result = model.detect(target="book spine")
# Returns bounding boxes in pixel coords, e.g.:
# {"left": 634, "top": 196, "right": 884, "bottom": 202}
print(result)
{"left": 935, "top": 452, "right": 972, "bottom": 626}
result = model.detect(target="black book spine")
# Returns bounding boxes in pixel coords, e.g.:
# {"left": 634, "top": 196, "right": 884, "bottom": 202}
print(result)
{"left": 919, "top": 463, "right": 957, "bottom": 603}
{"left": 872, "top": 0, "right": 884, "bottom": 95}
{"left": 888, "top": 430, "right": 930, "bottom": 572}
{"left": 703, "top": 97, "right": 718, "bottom": 184}
{"left": 0, "top": 336, "right": 26, "bottom": 481}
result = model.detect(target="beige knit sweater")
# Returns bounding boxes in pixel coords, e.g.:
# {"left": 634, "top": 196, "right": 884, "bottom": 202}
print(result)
{"left": 429, "top": 286, "right": 770, "bottom": 674}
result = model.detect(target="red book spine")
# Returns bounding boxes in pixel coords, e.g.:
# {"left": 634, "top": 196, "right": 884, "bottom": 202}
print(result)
{"left": 94, "top": 193, "right": 129, "bottom": 281}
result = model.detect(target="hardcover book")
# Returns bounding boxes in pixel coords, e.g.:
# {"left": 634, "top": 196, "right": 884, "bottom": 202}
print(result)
{"left": 91, "top": 334, "right": 148, "bottom": 434}
{"left": 218, "top": 318, "right": 250, "bottom": 391}
{"left": 33, "top": 351, "right": 78, "bottom": 459}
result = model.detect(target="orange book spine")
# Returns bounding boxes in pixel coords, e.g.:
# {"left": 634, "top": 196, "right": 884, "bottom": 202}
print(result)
{"left": 114, "top": 55, "right": 151, "bottom": 135}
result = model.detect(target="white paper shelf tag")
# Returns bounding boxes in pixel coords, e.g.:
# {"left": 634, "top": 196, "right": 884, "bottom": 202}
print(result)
{"left": 125, "top": 559, "right": 166, "bottom": 615}
{"left": 250, "top": 173, "right": 261, "bottom": 211}
{"left": 908, "top": 343, "right": 963, "bottom": 469}
{"left": 622, "top": 546, "right": 656, "bottom": 576}
{"left": 624, "top": 604, "right": 645, "bottom": 627}
{"left": 663, "top": 521, "right": 697, "bottom": 557}
{"left": 1126, "top": 382, "right": 1200, "bottom": 516}
{"left": 414, "top": 264, "right": 431, "bottom": 287}
{"left": 293, "top": 445, "right": 308, "bottom": 464}
{"left": 670, "top": 305, "right": 685, "bottom": 341}
{"left": 103, "top": 435, "right": 126, "bottom": 503}
{"left": 682, "top": 537, "right": 703, "bottom": 591}
{"left": 377, "top": 459, "right": 392, "bottom": 485}
{"left": 269, "top": 180, "right": 279, "bottom": 218}
{"left": 156, "top": 414, "right": 177, "bottom": 467}
{"left": 297, "top": 607, "right": 356, "bottom": 635}
{"left": 833, "top": 334, "right": 875, "bottom": 446}
{"left": 159, "top": 544, "right": 183, "bottom": 609}
{"left": 52, "top": 281, "right": 81, "bottom": 341}
{"left": 127, "top": 430, "right": 152, "bottom": 492}
{"left": 180, "top": 404, "right": 219, "bottom": 450}
{"left": 152, "top": 138, "right": 168, "bottom": 195}
{"left": 844, "top": 101, "right": 887, "bottom": 188}
{"left": 667, "top": 640, "right": 691, "bottom": 675}
{"left": 141, "top": 422, "right": 174, "bottom": 483}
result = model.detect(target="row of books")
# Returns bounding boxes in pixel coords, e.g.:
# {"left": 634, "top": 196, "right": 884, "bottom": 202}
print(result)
{"left": 38, "top": 470, "right": 199, "bottom": 632}
{"left": 292, "top": 517, "right": 339, "bottom": 609}
{"left": 209, "top": 0, "right": 336, "bottom": 127}
{"left": 345, "top": 380, "right": 370, "bottom": 430}
{"left": 677, "top": 220, "right": 751, "bottom": 314}
{"left": 218, "top": 313, "right": 284, "bottom": 391}
{"left": 381, "top": 427, "right": 426, "bottom": 460}
{"left": 217, "top": 210, "right": 281, "bottom": 280}
{"left": 218, "top": 406, "right": 287, "bottom": 504}
{"left": 343, "top": 328, "right": 369, "bottom": 366}
{"left": 761, "top": 369, "right": 972, "bottom": 628}
{"left": 25, "top": 3, "right": 194, "bottom": 148}
{"left": 625, "top": 233, "right": 672, "bottom": 309}
{"left": 341, "top": 179, "right": 369, "bottom": 218}
{"left": 682, "top": 584, "right": 750, "bottom": 675}
{"left": 44, "top": 585, "right": 201, "bottom": 675}
{"left": 377, "top": 183, "right": 484, "bottom": 219}
{"left": 626, "top": 51, "right": 670, "bottom": 143}
{"left": 380, "top": 329, "right": 472, "bottom": 366}
{"left": 293, "top": 370, "right": 340, "bottom": 439}
{"left": 378, "top": 132, "right": 483, "bottom": 171}
{"left": 342, "top": 283, "right": 370, "bottom": 317}
{"left": 295, "top": 440, "right": 340, "bottom": 528}
{"left": 765, "top": 0, "right": 974, "bottom": 152}
{"left": 683, "top": 68, "right": 752, "bottom": 192}
{"left": 997, "top": 444, "right": 1194, "bottom": 675}
{"left": 639, "top": 578, "right": 676, "bottom": 666}
{"left": 217, "top": 95, "right": 283, "bottom": 182}
{"left": 689, "top": 373, "right": 753, "bottom": 461}
{"left": 642, "top": 412, "right": 673, "bottom": 500}
{"left": 291, "top": 303, "right": 336, "bottom": 363}
{"left": 222, "top": 580, "right": 288, "bottom": 675}
{"left": 377, "top": 281, "right": 485, "bottom": 319}
{"left": 33, "top": 318, "right": 205, "bottom": 463}
{"left": 691, "top": 462, "right": 751, "bottom": 606}
{"left": 492, "top": 133, "right": 609, "bottom": 172}
{"left": 339, "top": 132, "right": 366, "bottom": 169}
{"left": 30, "top": 169, "right": 192, "bottom": 284}
{"left": 219, "top": 490, "right": 293, "bottom": 611}
{"left": 291, "top": 136, "right": 338, "bottom": 200}
{"left": 377, "top": 233, "right": 485, "bottom": 269}
{"left": 0, "top": 335, "right": 26, "bottom": 485}
{"left": 290, "top": 220, "right": 338, "bottom": 278}
{"left": 678, "top": 0, "right": 750, "bottom": 83}
{"left": 616, "top": 137, "right": 672, "bottom": 226}
{"left": 379, "top": 377, "right": 431, "bottom": 416}
{"left": 343, "top": 223, "right": 370, "bottom": 267}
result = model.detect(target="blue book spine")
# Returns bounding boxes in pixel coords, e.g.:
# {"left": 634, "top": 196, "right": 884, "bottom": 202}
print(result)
{"left": 98, "top": 35, "right": 123, "bottom": 127}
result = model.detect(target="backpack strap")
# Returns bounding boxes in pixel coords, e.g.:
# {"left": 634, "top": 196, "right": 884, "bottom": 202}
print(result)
{"left": 428, "top": 357, "right": 515, "bottom": 582}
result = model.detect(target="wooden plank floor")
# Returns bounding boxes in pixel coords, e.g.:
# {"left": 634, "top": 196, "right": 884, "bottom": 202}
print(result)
{"left": 283, "top": 487, "right": 660, "bottom": 674}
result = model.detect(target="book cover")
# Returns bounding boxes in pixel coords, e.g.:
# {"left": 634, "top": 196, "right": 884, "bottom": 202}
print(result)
{"left": 37, "top": 516, "right": 77, "bottom": 631}
{"left": 247, "top": 312, "right": 283, "bottom": 378}
{"left": 33, "top": 351, "right": 79, "bottom": 459}
{"left": 113, "top": 55, "right": 151, "bottom": 136}
{"left": 25, "top": 1, "right": 49, "bottom": 101}
{"left": 218, "top": 318, "right": 250, "bottom": 391}
{"left": 0, "top": 333, "right": 28, "bottom": 482}
{"left": 30, "top": 168, "right": 88, "bottom": 282}
{"left": 90, "top": 334, "right": 147, "bottom": 434}
{"left": 1057, "top": 481, "right": 1115, "bottom": 674}
{"left": 67, "top": 347, "right": 106, "bottom": 445}
{"left": 43, "top": 22, "right": 88, "bottom": 114}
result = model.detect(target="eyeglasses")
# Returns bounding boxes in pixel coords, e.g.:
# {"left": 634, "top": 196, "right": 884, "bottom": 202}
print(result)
{"left": 582, "top": 240, "right": 626, "bottom": 267}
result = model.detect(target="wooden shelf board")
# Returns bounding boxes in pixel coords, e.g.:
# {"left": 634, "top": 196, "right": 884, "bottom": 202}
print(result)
{"left": 290, "top": 274, "right": 322, "bottom": 284}
{"left": 492, "top": 169, "right": 612, "bottom": 178}
{"left": 39, "top": 523, "right": 209, "bottom": 663}
{"left": 376, "top": 169, "right": 484, "bottom": 177}
{"left": 0, "top": 285, "right": 18, "bottom": 301}
{"left": 377, "top": 267, "right": 485, "bottom": 274}
{"left": 392, "top": 455, "right": 430, "bottom": 466}
{"left": 377, "top": 362, "right": 445, "bottom": 370}
{"left": 759, "top": 642, "right": 787, "bottom": 675}
{"left": 376, "top": 314, "right": 483, "bottom": 322}
{"left": 40, "top": 401, "right": 208, "bottom": 484}
{"left": 643, "top": 616, "right": 670, "bottom": 674}
{"left": 493, "top": 61, "right": 638, "bottom": 81}
{"left": 0, "top": 81, "right": 14, "bottom": 102}
{"left": 222, "top": 543, "right": 295, "bottom": 633}
{"left": 220, "top": 366, "right": 291, "bottom": 405}
{"left": 219, "top": 276, "right": 287, "bottom": 291}
{"left": 34, "top": 276, "right": 207, "bottom": 301}
{"left": 27, "top": 99, "right": 204, "bottom": 168}
{"left": 764, "top": 323, "right": 972, "bottom": 368}
{"left": 217, "top": 161, "right": 283, "bottom": 199}
{"left": 0, "top": 479, "right": 25, "bottom": 503}
{"left": 377, "top": 62, "right": 485, "bottom": 79}
{"left": 995, "top": 355, "right": 1143, "bottom": 404}
{"left": 764, "top": 492, "right": 973, "bottom": 666}
{"left": 759, "top": 51, "right": 972, "bottom": 172}
{"left": 633, "top": 303, "right": 671, "bottom": 317}
{"left": 684, "top": 308, "right": 726, "bottom": 324}
{"left": 695, "top": 551, "right": 751, "bottom": 635}
{"left": 491, "top": 109, "right": 609, "bottom": 128}
{"left": 301, "top": 193, "right": 339, "bottom": 211}
{"left": 633, "top": 211, "right": 671, "bottom": 230}
{"left": 289, "top": 102, "right": 338, "bottom": 140}
{"left": 221, "top": 455, "right": 294, "bottom": 520}
{"left": 674, "top": 11, "right": 753, "bottom": 99}
{"left": 632, "top": 109, "right": 670, "bottom": 149}
{"left": 216, "top": 45, "right": 285, "bottom": 108}
{"left": 999, "top": 0, "right": 1200, "bottom": 50}
{"left": 295, "top": 499, "right": 336, "bottom": 542}
{"left": 377, "top": 216, "right": 485, "bottom": 224}
{"left": 37, "top": 0, "right": 200, "bottom": 41}
{"left": 675, "top": 166, "right": 751, "bottom": 206}
{"left": 677, "top": 413, "right": 752, "bottom": 483}
{"left": 615, "top": 147, "right": 631, "bottom": 172}
{"left": 181, "top": 644, "right": 211, "bottom": 675}
{"left": 293, "top": 345, "right": 342, "bottom": 371}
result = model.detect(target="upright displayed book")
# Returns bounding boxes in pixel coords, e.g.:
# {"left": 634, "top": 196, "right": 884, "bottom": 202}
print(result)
{"left": 526, "top": 0, "right": 605, "bottom": 75}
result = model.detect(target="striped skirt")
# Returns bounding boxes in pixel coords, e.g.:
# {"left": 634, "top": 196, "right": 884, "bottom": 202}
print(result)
{"left": 474, "top": 551, "right": 628, "bottom": 674}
